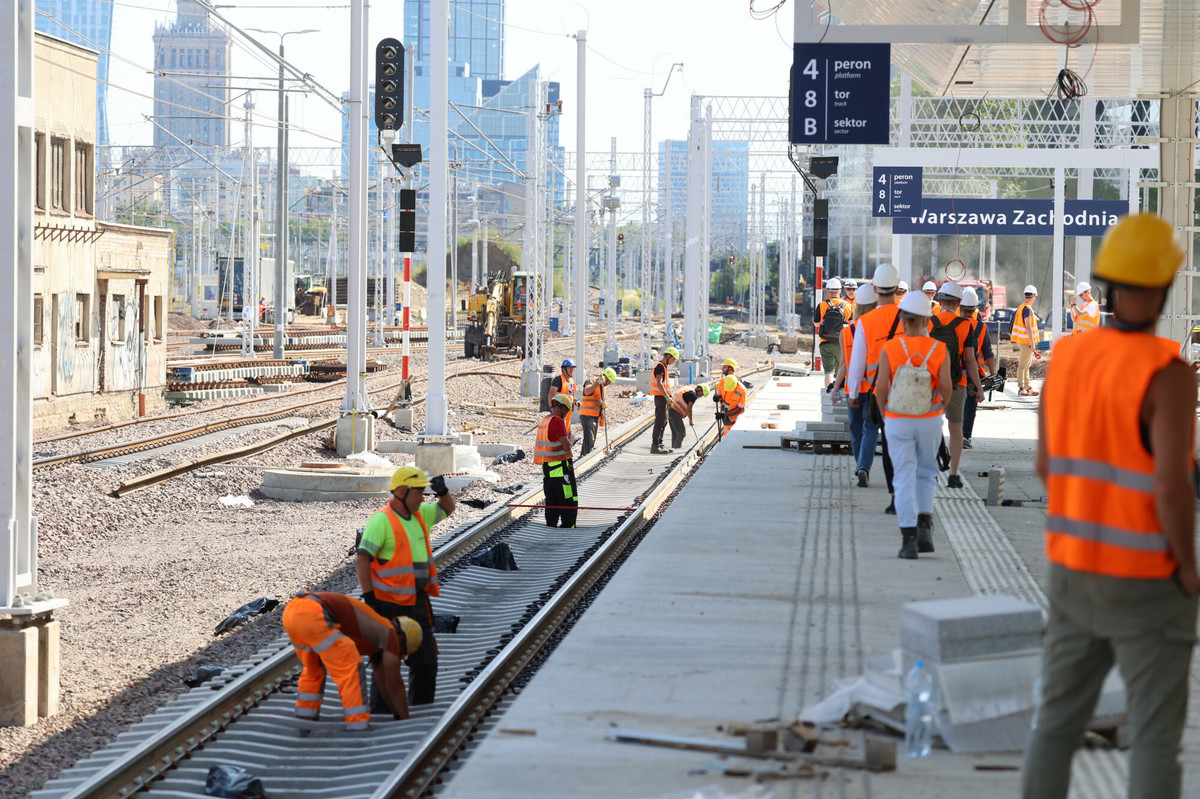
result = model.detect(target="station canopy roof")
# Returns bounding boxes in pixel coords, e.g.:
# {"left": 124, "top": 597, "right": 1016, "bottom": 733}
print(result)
{"left": 818, "top": 0, "right": 1193, "bottom": 98}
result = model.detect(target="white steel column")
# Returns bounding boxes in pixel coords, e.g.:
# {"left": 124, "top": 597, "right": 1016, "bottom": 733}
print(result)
{"left": 1051, "top": 166, "right": 1065, "bottom": 341}
{"left": 640, "top": 88, "right": 652, "bottom": 364}
{"left": 683, "top": 95, "right": 703, "bottom": 364}
{"left": 891, "top": 72, "right": 913, "bottom": 284}
{"left": 573, "top": 31, "right": 587, "bottom": 376}
{"left": 425, "top": 0, "right": 449, "bottom": 434}
{"left": 1075, "top": 99, "right": 1096, "bottom": 290}
{"left": 521, "top": 77, "right": 541, "bottom": 393}
{"left": 700, "top": 104, "right": 712, "bottom": 361}
{"left": 386, "top": 171, "right": 396, "bottom": 330}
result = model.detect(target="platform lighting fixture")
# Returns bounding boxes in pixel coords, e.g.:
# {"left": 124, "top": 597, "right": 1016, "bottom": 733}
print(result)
{"left": 808, "top": 156, "right": 839, "bottom": 179}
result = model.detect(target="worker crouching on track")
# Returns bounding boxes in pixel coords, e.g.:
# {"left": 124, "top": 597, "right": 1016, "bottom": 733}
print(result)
{"left": 579, "top": 367, "right": 616, "bottom": 457}
{"left": 873, "top": 291, "right": 951, "bottom": 560}
{"left": 550, "top": 358, "right": 578, "bottom": 428}
{"left": 1022, "top": 214, "right": 1199, "bottom": 799}
{"left": 650, "top": 346, "right": 680, "bottom": 454}
{"left": 667, "top": 383, "right": 711, "bottom": 449}
{"left": 356, "top": 466, "right": 455, "bottom": 708}
{"left": 282, "top": 590, "right": 423, "bottom": 729}
{"left": 536, "top": 393, "right": 579, "bottom": 528}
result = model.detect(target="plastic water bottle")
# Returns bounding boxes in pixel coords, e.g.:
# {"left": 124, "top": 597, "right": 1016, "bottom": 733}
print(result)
{"left": 904, "top": 659, "right": 934, "bottom": 759}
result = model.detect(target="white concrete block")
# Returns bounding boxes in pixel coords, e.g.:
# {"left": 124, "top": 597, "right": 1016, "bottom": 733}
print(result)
{"left": 336, "top": 415, "right": 377, "bottom": 457}
{"left": 0, "top": 626, "right": 38, "bottom": 726}
{"left": 415, "top": 443, "right": 456, "bottom": 476}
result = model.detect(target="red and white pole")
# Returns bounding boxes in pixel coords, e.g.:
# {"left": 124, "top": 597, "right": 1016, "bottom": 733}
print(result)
{"left": 402, "top": 253, "right": 411, "bottom": 380}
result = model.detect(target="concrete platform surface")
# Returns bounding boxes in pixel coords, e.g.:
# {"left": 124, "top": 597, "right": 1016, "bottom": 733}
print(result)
{"left": 444, "top": 375, "right": 1200, "bottom": 799}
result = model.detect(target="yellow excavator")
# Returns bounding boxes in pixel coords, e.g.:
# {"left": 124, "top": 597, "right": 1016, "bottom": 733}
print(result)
{"left": 464, "top": 271, "right": 529, "bottom": 360}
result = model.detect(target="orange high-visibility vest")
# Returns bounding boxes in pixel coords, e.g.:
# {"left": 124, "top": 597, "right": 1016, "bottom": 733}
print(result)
{"left": 840, "top": 323, "right": 854, "bottom": 371}
{"left": 1011, "top": 301, "right": 1039, "bottom": 345}
{"left": 369, "top": 505, "right": 440, "bottom": 605}
{"left": 969, "top": 316, "right": 987, "bottom": 378}
{"left": 720, "top": 380, "right": 747, "bottom": 427}
{"left": 650, "top": 359, "right": 670, "bottom": 396}
{"left": 858, "top": 303, "right": 902, "bottom": 393}
{"left": 534, "top": 414, "right": 570, "bottom": 464}
{"left": 1043, "top": 329, "right": 1186, "bottom": 579}
{"left": 668, "top": 387, "right": 693, "bottom": 419}
{"left": 1073, "top": 301, "right": 1100, "bottom": 334}
{"left": 881, "top": 336, "right": 947, "bottom": 419}
{"left": 579, "top": 382, "right": 603, "bottom": 422}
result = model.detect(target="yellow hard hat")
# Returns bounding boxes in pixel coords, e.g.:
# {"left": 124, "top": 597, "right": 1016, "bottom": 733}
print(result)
{"left": 722, "top": 375, "right": 738, "bottom": 392}
{"left": 663, "top": 347, "right": 680, "bottom": 359}
{"left": 602, "top": 367, "right": 618, "bottom": 383}
{"left": 722, "top": 358, "right": 738, "bottom": 370}
{"left": 389, "top": 465, "right": 431, "bottom": 492}
{"left": 1093, "top": 213, "right": 1185, "bottom": 288}
{"left": 392, "top": 616, "right": 423, "bottom": 658}
{"left": 551, "top": 393, "right": 573, "bottom": 411}
{"left": 697, "top": 384, "right": 711, "bottom": 397}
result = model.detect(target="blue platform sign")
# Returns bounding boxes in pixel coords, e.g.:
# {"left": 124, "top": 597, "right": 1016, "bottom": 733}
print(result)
{"left": 872, "top": 167, "right": 923, "bottom": 217}
{"left": 790, "top": 43, "right": 892, "bottom": 145}
{"left": 892, "top": 199, "right": 1128, "bottom": 237}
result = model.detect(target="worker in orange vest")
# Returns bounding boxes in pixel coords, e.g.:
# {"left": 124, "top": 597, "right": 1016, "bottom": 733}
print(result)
{"left": 650, "top": 347, "right": 679, "bottom": 454}
{"left": 282, "top": 590, "right": 423, "bottom": 729}
{"left": 832, "top": 283, "right": 878, "bottom": 465}
{"left": 815, "top": 278, "right": 850, "bottom": 387}
{"left": 667, "top": 383, "right": 711, "bottom": 448}
{"left": 535, "top": 394, "right": 578, "bottom": 528}
{"left": 356, "top": 466, "right": 456, "bottom": 707}
{"left": 1011, "top": 285, "right": 1041, "bottom": 395}
{"left": 1022, "top": 214, "right": 1199, "bottom": 799}
{"left": 579, "top": 367, "right": 616, "bottom": 456}
{"left": 550, "top": 358, "right": 578, "bottom": 427}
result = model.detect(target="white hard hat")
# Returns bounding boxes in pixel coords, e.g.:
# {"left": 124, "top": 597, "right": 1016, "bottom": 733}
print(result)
{"left": 961, "top": 287, "right": 980, "bottom": 308}
{"left": 1024, "top": 284, "right": 1038, "bottom": 296}
{"left": 937, "top": 281, "right": 963, "bottom": 301}
{"left": 844, "top": 278, "right": 858, "bottom": 288}
{"left": 897, "top": 280, "right": 909, "bottom": 292}
{"left": 922, "top": 281, "right": 937, "bottom": 292}
{"left": 898, "top": 291, "right": 934, "bottom": 318}
{"left": 855, "top": 283, "right": 878, "bottom": 305}
{"left": 872, "top": 263, "right": 900, "bottom": 289}
{"left": 826, "top": 277, "right": 842, "bottom": 291}
{"left": 1076, "top": 281, "right": 1092, "bottom": 295}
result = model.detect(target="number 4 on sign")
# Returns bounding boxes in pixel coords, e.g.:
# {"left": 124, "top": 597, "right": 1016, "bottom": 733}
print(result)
{"left": 803, "top": 59, "right": 819, "bottom": 79}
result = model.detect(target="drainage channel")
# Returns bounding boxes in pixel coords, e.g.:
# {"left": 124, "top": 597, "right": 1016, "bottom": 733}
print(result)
{"left": 32, "top": 422, "right": 697, "bottom": 799}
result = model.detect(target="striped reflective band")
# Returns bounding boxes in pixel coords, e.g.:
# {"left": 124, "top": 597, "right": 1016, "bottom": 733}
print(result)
{"left": 1046, "top": 515, "right": 1168, "bottom": 552}
{"left": 295, "top": 707, "right": 320, "bottom": 719}
{"left": 1048, "top": 457, "right": 1155, "bottom": 494}
{"left": 375, "top": 563, "right": 429, "bottom": 578}
{"left": 296, "top": 630, "right": 346, "bottom": 654}
{"left": 346, "top": 720, "right": 369, "bottom": 730}
{"left": 371, "top": 579, "right": 417, "bottom": 596}
{"left": 296, "top": 692, "right": 323, "bottom": 702}
{"left": 342, "top": 704, "right": 369, "bottom": 717}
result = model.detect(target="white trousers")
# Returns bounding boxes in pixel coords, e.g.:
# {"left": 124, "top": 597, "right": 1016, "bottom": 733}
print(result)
{"left": 884, "top": 413, "right": 943, "bottom": 529}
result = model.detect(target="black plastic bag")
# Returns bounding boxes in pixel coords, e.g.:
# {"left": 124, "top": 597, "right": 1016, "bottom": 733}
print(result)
{"left": 460, "top": 498, "right": 493, "bottom": 509}
{"left": 937, "top": 438, "right": 951, "bottom": 472}
{"left": 214, "top": 597, "right": 280, "bottom": 636}
{"left": 205, "top": 765, "right": 267, "bottom": 799}
{"left": 490, "top": 482, "right": 526, "bottom": 495}
{"left": 184, "top": 666, "right": 226, "bottom": 688}
{"left": 434, "top": 613, "right": 461, "bottom": 633}
{"left": 469, "top": 542, "right": 519, "bottom": 571}
{"left": 492, "top": 448, "right": 526, "bottom": 465}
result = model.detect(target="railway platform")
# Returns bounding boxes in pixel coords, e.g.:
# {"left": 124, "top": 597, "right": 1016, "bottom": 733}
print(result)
{"left": 444, "top": 372, "right": 1200, "bottom": 798}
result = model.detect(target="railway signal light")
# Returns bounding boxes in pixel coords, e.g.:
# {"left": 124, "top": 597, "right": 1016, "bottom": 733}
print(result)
{"left": 729, "top": 255, "right": 735, "bottom": 266}
{"left": 617, "top": 233, "right": 624, "bottom": 245}
{"left": 375, "top": 38, "right": 404, "bottom": 132}
{"left": 813, "top": 199, "right": 829, "bottom": 258}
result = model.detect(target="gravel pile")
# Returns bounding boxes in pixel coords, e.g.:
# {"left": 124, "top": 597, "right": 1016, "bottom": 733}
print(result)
{"left": 1, "top": 330, "right": 778, "bottom": 797}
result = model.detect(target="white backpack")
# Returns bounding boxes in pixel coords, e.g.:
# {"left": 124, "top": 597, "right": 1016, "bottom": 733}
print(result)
{"left": 887, "top": 339, "right": 938, "bottom": 417}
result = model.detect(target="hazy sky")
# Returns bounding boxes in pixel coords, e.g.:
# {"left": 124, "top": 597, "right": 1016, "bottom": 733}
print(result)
{"left": 104, "top": 0, "right": 794, "bottom": 172}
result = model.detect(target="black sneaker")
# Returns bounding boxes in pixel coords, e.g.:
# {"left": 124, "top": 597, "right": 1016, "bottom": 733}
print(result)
{"left": 856, "top": 469, "right": 869, "bottom": 488}
{"left": 947, "top": 474, "right": 964, "bottom": 489}
{"left": 917, "top": 514, "right": 935, "bottom": 553}
{"left": 962, "top": 438, "right": 973, "bottom": 449}
{"left": 884, "top": 497, "right": 896, "bottom": 515}
{"left": 651, "top": 446, "right": 673, "bottom": 455}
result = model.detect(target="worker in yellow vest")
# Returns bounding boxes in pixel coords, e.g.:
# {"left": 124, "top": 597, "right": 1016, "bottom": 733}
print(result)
{"left": 1069, "top": 281, "right": 1101, "bottom": 335}
{"left": 356, "top": 466, "right": 456, "bottom": 706}
{"left": 666, "top": 384, "right": 711, "bottom": 449}
{"left": 1022, "top": 213, "right": 1198, "bottom": 799}
{"left": 579, "top": 367, "right": 617, "bottom": 456}
{"left": 534, "top": 394, "right": 578, "bottom": 528}
{"left": 650, "top": 347, "right": 679, "bottom": 454}
{"left": 1011, "top": 285, "right": 1040, "bottom": 396}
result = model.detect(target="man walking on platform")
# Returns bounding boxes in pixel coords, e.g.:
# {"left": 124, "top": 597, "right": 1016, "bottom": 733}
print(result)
{"left": 815, "top": 278, "right": 850, "bottom": 388}
{"left": 356, "top": 466, "right": 456, "bottom": 707}
{"left": 928, "top": 282, "right": 986, "bottom": 488}
{"left": 535, "top": 394, "right": 579, "bottom": 528}
{"left": 960, "top": 287, "right": 996, "bottom": 449}
{"left": 1022, "top": 214, "right": 1199, "bottom": 799}
{"left": 579, "top": 367, "right": 616, "bottom": 457}
{"left": 650, "top": 347, "right": 679, "bottom": 454}
{"left": 1012, "top": 285, "right": 1040, "bottom": 395}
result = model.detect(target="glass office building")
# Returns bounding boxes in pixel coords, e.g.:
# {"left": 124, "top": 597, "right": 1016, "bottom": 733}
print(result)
{"left": 35, "top": 0, "right": 113, "bottom": 146}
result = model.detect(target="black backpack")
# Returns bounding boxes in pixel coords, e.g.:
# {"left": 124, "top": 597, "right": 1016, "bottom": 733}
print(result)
{"left": 929, "top": 315, "right": 969, "bottom": 385}
{"left": 818, "top": 302, "right": 846, "bottom": 342}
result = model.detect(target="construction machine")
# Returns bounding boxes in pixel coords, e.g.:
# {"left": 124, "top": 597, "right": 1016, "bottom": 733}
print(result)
{"left": 294, "top": 275, "right": 327, "bottom": 317}
{"left": 464, "top": 271, "right": 530, "bottom": 360}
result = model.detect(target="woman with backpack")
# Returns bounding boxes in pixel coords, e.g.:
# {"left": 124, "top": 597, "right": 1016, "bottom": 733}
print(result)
{"left": 873, "top": 291, "right": 953, "bottom": 560}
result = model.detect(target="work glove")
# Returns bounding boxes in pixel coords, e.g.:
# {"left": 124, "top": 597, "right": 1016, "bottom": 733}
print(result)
{"left": 716, "top": 411, "right": 725, "bottom": 423}
{"left": 361, "top": 590, "right": 376, "bottom": 604}
{"left": 430, "top": 475, "right": 449, "bottom": 497}
{"left": 601, "top": 401, "right": 607, "bottom": 409}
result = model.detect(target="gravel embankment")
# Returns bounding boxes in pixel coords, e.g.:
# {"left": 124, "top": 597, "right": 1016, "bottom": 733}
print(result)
{"left": 1, "top": 332, "right": 780, "bottom": 798}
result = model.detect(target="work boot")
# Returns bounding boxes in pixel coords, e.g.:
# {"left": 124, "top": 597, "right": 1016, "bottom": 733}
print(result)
{"left": 917, "top": 514, "right": 935, "bottom": 553}
{"left": 898, "top": 528, "right": 918, "bottom": 560}
{"left": 651, "top": 445, "right": 672, "bottom": 455}
{"left": 947, "top": 474, "right": 964, "bottom": 489}
{"left": 856, "top": 468, "right": 869, "bottom": 488}
{"left": 884, "top": 496, "right": 896, "bottom": 515}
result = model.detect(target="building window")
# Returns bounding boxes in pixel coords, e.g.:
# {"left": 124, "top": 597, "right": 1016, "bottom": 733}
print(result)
{"left": 34, "top": 133, "right": 46, "bottom": 210}
{"left": 75, "top": 293, "right": 90, "bottom": 342}
{"left": 50, "top": 137, "right": 67, "bottom": 212}
{"left": 74, "top": 142, "right": 93, "bottom": 215}
{"left": 33, "top": 294, "right": 43, "bottom": 345}
{"left": 154, "top": 296, "right": 164, "bottom": 340}
{"left": 113, "top": 293, "right": 126, "bottom": 341}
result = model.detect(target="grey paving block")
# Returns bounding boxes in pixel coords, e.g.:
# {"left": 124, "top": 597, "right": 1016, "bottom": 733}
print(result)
{"left": 901, "top": 595, "right": 1044, "bottom": 662}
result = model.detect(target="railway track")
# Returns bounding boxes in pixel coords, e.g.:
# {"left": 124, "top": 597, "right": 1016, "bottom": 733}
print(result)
{"left": 34, "top": 369, "right": 769, "bottom": 799}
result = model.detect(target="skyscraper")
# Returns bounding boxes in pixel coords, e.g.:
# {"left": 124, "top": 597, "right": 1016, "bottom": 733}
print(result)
{"left": 35, "top": 0, "right": 113, "bottom": 147}
{"left": 152, "top": 0, "right": 233, "bottom": 153}
{"left": 404, "top": 0, "right": 504, "bottom": 81}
